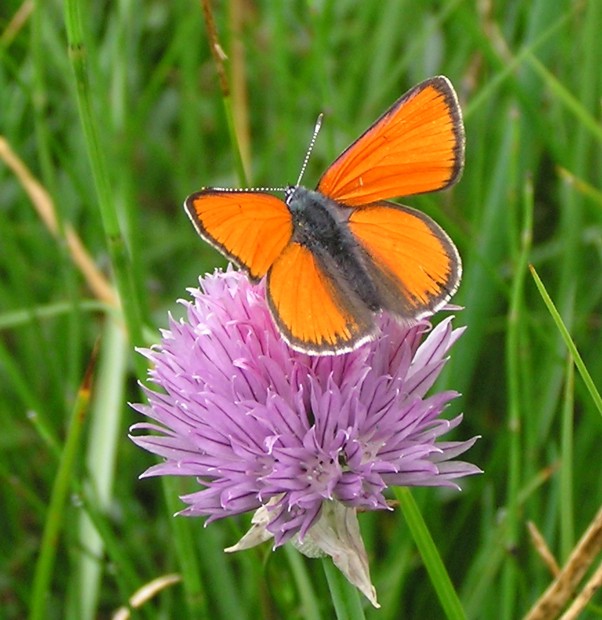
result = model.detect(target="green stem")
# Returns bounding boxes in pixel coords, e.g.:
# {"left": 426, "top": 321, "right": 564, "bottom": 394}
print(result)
{"left": 396, "top": 488, "right": 467, "bottom": 620}
{"left": 560, "top": 357, "right": 575, "bottom": 560}
{"left": 530, "top": 266, "right": 602, "bottom": 417}
{"left": 200, "top": 0, "right": 249, "bottom": 186}
{"left": 284, "top": 545, "right": 322, "bottom": 620}
{"left": 29, "top": 354, "right": 94, "bottom": 620}
{"left": 223, "top": 94, "right": 250, "bottom": 186}
{"left": 322, "top": 557, "right": 366, "bottom": 620}
{"left": 63, "top": 0, "right": 146, "bottom": 379}
{"left": 502, "top": 177, "right": 533, "bottom": 618}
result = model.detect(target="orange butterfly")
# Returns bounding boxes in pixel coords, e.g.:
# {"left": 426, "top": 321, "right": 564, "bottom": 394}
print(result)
{"left": 185, "top": 76, "right": 464, "bottom": 355}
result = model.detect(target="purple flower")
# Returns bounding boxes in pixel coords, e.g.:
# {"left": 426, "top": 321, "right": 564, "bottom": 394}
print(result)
{"left": 130, "top": 268, "right": 480, "bottom": 606}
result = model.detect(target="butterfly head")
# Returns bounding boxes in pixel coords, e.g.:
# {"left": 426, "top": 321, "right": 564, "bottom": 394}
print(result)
{"left": 284, "top": 184, "right": 299, "bottom": 205}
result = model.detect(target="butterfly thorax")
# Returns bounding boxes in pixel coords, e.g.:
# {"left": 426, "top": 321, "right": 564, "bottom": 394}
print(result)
{"left": 284, "top": 185, "right": 381, "bottom": 311}
{"left": 285, "top": 186, "right": 349, "bottom": 246}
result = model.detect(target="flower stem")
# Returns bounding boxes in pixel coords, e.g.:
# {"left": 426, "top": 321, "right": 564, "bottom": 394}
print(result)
{"left": 322, "top": 557, "right": 366, "bottom": 620}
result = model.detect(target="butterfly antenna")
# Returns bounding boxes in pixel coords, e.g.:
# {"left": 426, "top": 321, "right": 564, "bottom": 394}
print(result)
{"left": 295, "top": 113, "right": 324, "bottom": 187}
{"left": 210, "top": 185, "right": 287, "bottom": 193}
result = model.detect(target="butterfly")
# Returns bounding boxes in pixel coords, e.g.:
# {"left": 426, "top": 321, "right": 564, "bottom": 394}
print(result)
{"left": 185, "top": 75, "right": 465, "bottom": 355}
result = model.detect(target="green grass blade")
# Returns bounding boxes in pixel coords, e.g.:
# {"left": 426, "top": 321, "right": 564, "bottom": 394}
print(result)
{"left": 29, "top": 352, "right": 95, "bottom": 620}
{"left": 75, "top": 319, "right": 128, "bottom": 619}
{"left": 530, "top": 266, "right": 602, "bottom": 417}
{"left": 395, "top": 488, "right": 466, "bottom": 620}
{"left": 62, "top": 0, "right": 146, "bottom": 379}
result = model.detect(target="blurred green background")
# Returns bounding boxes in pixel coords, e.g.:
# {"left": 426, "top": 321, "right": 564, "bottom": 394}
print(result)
{"left": 1, "top": 1, "right": 601, "bottom": 618}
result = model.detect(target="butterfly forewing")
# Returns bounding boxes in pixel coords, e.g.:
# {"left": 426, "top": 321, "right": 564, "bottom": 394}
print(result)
{"left": 317, "top": 76, "right": 464, "bottom": 206}
{"left": 185, "top": 190, "right": 293, "bottom": 281}
{"left": 347, "top": 202, "right": 461, "bottom": 317}
{"left": 266, "top": 242, "right": 376, "bottom": 353}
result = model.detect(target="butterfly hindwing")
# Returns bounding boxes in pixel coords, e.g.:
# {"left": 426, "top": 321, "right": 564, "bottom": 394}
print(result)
{"left": 266, "top": 241, "right": 376, "bottom": 353}
{"left": 347, "top": 201, "right": 461, "bottom": 318}
{"left": 317, "top": 76, "right": 464, "bottom": 206}
{"left": 185, "top": 190, "right": 293, "bottom": 281}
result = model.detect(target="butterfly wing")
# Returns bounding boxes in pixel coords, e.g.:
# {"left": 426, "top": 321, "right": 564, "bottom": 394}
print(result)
{"left": 317, "top": 76, "right": 464, "bottom": 206}
{"left": 184, "top": 190, "right": 293, "bottom": 281}
{"left": 347, "top": 202, "right": 461, "bottom": 318}
{"left": 266, "top": 241, "right": 376, "bottom": 354}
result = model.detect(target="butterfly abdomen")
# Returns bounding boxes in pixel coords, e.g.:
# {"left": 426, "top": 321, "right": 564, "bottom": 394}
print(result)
{"left": 286, "top": 186, "right": 381, "bottom": 312}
